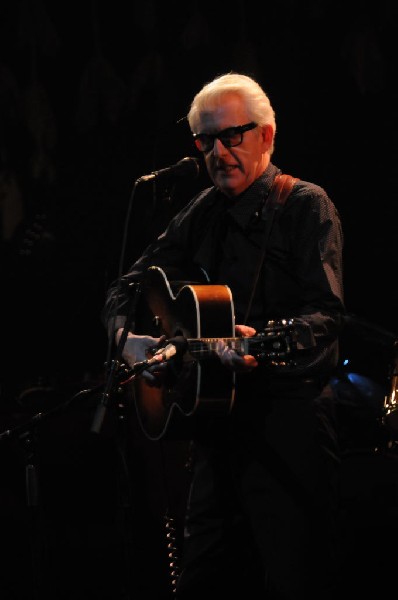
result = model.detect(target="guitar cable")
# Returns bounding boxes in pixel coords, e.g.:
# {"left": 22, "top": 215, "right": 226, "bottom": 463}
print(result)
{"left": 164, "top": 512, "right": 180, "bottom": 597}
{"left": 158, "top": 442, "right": 181, "bottom": 599}
{"left": 157, "top": 439, "right": 195, "bottom": 599}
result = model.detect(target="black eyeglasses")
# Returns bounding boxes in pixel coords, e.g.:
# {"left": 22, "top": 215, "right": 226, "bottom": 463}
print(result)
{"left": 193, "top": 122, "right": 258, "bottom": 153}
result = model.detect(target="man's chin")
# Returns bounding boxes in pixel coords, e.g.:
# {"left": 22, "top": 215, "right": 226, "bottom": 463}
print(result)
{"left": 215, "top": 171, "right": 242, "bottom": 195}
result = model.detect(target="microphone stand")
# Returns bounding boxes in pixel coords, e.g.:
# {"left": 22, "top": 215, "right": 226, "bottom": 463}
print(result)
{"left": 90, "top": 157, "right": 200, "bottom": 436}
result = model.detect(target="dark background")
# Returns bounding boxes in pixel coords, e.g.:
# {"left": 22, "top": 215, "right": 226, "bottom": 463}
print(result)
{"left": 1, "top": 1, "right": 398, "bottom": 598}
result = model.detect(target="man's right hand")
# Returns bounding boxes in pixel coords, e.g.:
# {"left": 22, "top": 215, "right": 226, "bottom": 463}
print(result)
{"left": 116, "top": 329, "right": 166, "bottom": 383}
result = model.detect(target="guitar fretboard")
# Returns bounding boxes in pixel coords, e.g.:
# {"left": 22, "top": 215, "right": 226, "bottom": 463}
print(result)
{"left": 188, "top": 337, "right": 244, "bottom": 357}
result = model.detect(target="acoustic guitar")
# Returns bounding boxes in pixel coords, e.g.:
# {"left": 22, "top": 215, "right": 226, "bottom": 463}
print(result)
{"left": 126, "top": 266, "right": 296, "bottom": 440}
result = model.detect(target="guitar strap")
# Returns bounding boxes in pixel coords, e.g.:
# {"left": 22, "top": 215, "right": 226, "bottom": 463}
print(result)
{"left": 243, "top": 173, "right": 299, "bottom": 325}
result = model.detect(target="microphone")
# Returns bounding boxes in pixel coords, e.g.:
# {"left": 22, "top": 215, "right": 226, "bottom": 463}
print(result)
{"left": 130, "top": 336, "right": 188, "bottom": 376}
{"left": 137, "top": 157, "right": 200, "bottom": 183}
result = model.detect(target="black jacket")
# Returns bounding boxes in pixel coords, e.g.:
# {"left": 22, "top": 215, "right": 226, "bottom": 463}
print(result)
{"left": 102, "top": 162, "right": 345, "bottom": 379}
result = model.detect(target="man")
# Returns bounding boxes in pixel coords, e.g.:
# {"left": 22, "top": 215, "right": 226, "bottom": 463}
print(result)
{"left": 102, "top": 72, "right": 345, "bottom": 599}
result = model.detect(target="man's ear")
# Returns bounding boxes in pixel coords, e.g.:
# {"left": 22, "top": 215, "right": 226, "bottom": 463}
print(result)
{"left": 261, "top": 124, "right": 274, "bottom": 151}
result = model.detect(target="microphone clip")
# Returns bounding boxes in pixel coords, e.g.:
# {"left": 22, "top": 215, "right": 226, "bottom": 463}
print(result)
{"left": 118, "top": 336, "right": 189, "bottom": 386}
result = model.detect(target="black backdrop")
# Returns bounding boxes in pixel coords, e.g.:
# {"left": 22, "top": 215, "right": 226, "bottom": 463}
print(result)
{"left": 1, "top": 2, "right": 398, "bottom": 598}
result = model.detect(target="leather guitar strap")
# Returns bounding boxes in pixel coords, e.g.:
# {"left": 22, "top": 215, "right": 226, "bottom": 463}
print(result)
{"left": 243, "top": 173, "right": 299, "bottom": 325}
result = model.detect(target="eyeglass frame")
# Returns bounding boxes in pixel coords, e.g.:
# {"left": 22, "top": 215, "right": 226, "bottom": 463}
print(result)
{"left": 192, "top": 121, "right": 258, "bottom": 153}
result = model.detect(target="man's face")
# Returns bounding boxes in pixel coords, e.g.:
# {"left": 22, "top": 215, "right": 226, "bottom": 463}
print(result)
{"left": 193, "top": 93, "right": 272, "bottom": 198}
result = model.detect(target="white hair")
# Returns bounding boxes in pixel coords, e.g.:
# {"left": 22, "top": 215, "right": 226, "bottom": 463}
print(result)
{"left": 187, "top": 72, "right": 276, "bottom": 154}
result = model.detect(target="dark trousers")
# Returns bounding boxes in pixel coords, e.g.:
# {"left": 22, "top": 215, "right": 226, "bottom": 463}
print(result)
{"left": 175, "top": 378, "right": 341, "bottom": 600}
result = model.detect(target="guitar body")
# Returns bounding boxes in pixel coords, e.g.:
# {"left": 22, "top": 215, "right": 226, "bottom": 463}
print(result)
{"left": 132, "top": 266, "right": 236, "bottom": 440}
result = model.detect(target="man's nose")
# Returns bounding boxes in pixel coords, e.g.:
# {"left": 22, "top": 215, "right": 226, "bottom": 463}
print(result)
{"left": 212, "top": 137, "right": 228, "bottom": 156}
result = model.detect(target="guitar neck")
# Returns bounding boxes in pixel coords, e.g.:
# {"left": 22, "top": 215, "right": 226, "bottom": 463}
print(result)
{"left": 187, "top": 326, "right": 295, "bottom": 362}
